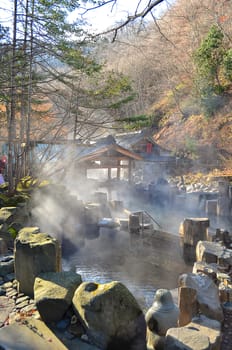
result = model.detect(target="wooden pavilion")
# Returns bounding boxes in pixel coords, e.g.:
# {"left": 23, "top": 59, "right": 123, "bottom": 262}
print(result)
{"left": 74, "top": 135, "right": 143, "bottom": 183}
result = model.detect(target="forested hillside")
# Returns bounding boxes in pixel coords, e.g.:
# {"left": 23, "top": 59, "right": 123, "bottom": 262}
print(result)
{"left": 100, "top": 0, "right": 232, "bottom": 171}
{"left": 0, "top": 0, "right": 231, "bottom": 192}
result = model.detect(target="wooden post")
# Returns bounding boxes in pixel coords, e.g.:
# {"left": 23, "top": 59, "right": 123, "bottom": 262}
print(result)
{"left": 128, "top": 159, "right": 132, "bottom": 183}
{"left": 117, "top": 160, "right": 121, "bottom": 180}
{"left": 108, "top": 167, "right": 111, "bottom": 180}
{"left": 178, "top": 287, "right": 197, "bottom": 327}
{"left": 180, "top": 218, "right": 210, "bottom": 263}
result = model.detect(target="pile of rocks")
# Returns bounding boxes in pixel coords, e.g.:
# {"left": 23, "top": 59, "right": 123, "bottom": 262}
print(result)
{"left": 169, "top": 174, "right": 219, "bottom": 192}
{"left": 0, "top": 224, "right": 231, "bottom": 349}
{"left": 0, "top": 227, "right": 148, "bottom": 350}
{"left": 0, "top": 198, "right": 232, "bottom": 350}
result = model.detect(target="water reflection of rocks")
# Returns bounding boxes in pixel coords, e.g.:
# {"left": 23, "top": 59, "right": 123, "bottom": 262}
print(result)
{"left": 64, "top": 225, "right": 191, "bottom": 310}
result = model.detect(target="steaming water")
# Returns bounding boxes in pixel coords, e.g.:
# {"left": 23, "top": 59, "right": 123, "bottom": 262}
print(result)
{"left": 62, "top": 226, "right": 190, "bottom": 311}
{"left": 61, "top": 194, "right": 232, "bottom": 311}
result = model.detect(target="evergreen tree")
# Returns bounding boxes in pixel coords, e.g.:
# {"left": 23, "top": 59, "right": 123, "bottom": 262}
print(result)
{"left": 194, "top": 25, "right": 232, "bottom": 117}
{"left": 0, "top": 0, "right": 134, "bottom": 191}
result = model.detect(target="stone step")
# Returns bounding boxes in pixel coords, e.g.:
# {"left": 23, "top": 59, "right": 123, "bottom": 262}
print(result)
{"left": 0, "top": 318, "right": 67, "bottom": 350}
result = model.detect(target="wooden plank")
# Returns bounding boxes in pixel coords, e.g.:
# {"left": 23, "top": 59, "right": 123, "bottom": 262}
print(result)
{"left": 84, "top": 164, "right": 130, "bottom": 169}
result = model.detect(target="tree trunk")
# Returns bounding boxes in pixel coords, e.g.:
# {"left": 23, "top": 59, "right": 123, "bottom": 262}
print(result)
{"left": 8, "top": 0, "right": 18, "bottom": 194}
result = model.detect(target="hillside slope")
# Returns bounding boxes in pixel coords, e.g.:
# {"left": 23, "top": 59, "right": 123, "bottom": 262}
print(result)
{"left": 103, "top": 0, "right": 232, "bottom": 172}
{"left": 152, "top": 92, "right": 232, "bottom": 171}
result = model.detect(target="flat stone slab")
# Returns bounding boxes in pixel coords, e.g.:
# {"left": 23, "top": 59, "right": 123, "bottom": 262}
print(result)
{"left": 0, "top": 319, "right": 68, "bottom": 350}
{"left": 0, "top": 296, "right": 15, "bottom": 326}
{"left": 53, "top": 330, "right": 102, "bottom": 350}
{"left": 166, "top": 327, "right": 211, "bottom": 350}
{"left": 64, "top": 338, "right": 102, "bottom": 350}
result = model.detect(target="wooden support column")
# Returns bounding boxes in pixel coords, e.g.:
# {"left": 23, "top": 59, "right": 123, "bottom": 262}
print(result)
{"left": 108, "top": 167, "right": 111, "bottom": 180}
{"left": 117, "top": 160, "right": 121, "bottom": 180}
{"left": 128, "top": 159, "right": 132, "bottom": 183}
{"left": 218, "top": 180, "right": 231, "bottom": 216}
{"left": 108, "top": 167, "right": 112, "bottom": 200}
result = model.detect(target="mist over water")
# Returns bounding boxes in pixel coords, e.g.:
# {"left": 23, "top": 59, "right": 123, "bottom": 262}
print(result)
{"left": 30, "top": 163, "right": 231, "bottom": 310}
{"left": 62, "top": 226, "right": 189, "bottom": 310}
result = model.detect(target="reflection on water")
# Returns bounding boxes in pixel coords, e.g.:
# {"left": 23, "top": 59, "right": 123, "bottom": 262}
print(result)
{"left": 62, "top": 227, "right": 191, "bottom": 311}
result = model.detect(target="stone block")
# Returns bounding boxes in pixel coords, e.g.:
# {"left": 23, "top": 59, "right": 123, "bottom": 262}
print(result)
{"left": 181, "top": 218, "right": 209, "bottom": 246}
{"left": 205, "top": 200, "right": 218, "bottom": 216}
{"left": 188, "top": 316, "right": 221, "bottom": 350}
{"left": 165, "top": 327, "right": 211, "bottom": 350}
{"left": 14, "top": 228, "right": 61, "bottom": 297}
{"left": 34, "top": 271, "right": 82, "bottom": 323}
{"left": 196, "top": 240, "right": 232, "bottom": 267}
{"left": 72, "top": 281, "right": 147, "bottom": 350}
{"left": 178, "top": 273, "right": 223, "bottom": 322}
{"left": 178, "top": 286, "right": 197, "bottom": 326}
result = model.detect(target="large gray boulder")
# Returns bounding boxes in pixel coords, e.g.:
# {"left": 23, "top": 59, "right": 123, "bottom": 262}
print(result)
{"left": 72, "top": 281, "right": 147, "bottom": 350}
{"left": 178, "top": 273, "right": 223, "bottom": 322}
{"left": 34, "top": 271, "right": 82, "bottom": 323}
{"left": 14, "top": 227, "right": 61, "bottom": 297}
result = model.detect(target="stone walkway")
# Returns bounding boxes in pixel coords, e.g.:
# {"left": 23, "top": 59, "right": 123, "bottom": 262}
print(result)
{"left": 0, "top": 278, "right": 101, "bottom": 350}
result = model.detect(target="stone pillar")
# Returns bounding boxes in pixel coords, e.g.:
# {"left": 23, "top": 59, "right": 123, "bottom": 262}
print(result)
{"left": 217, "top": 180, "right": 231, "bottom": 217}
{"left": 206, "top": 200, "right": 218, "bottom": 217}
{"left": 178, "top": 286, "right": 197, "bottom": 327}
{"left": 180, "top": 218, "right": 209, "bottom": 263}
{"left": 128, "top": 214, "right": 140, "bottom": 234}
{"left": 182, "top": 218, "right": 210, "bottom": 245}
{"left": 14, "top": 227, "right": 61, "bottom": 298}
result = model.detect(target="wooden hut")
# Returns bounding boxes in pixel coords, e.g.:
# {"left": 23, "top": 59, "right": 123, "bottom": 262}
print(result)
{"left": 74, "top": 135, "right": 143, "bottom": 183}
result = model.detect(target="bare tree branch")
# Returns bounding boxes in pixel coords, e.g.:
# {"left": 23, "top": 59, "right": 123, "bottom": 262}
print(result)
{"left": 82, "top": 0, "right": 166, "bottom": 41}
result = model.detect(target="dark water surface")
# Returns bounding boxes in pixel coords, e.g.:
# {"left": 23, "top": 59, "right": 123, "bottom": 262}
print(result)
{"left": 62, "top": 226, "right": 191, "bottom": 311}
{"left": 61, "top": 188, "right": 232, "bottom": 311}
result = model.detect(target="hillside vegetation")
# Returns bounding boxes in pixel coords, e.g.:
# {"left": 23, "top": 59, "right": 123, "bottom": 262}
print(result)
{"left": 101, "top": 0, "right": 232, "bottom": 172}
{"left": 1, "top": 0, "right": 231, "bottom": 193}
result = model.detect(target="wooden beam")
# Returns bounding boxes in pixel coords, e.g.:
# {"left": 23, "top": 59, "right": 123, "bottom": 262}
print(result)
{"left": 84, "top": 164, "right": 129, "bottom": 169}
{"left": 94, "top": 156, "right": 129, "bottom": 162}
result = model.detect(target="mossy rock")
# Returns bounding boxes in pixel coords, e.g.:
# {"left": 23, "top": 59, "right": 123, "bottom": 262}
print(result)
{"left": 8, "top": 222, "right": 24, "bottom": 239}
{"left": 72, "top": 281, "right": 146, "bottom": 350}
{"left": 0, "top": 193, "right": 29, "bottom": 207}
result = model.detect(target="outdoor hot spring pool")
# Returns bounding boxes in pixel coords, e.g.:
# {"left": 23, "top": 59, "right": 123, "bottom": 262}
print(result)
{"left": 62, "top": 227, "right": 191, "bottom": 311}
